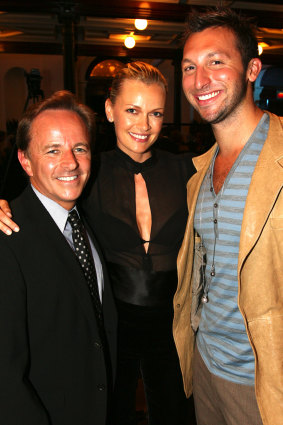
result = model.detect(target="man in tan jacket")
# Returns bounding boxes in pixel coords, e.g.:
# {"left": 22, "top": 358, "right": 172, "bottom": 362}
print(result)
{"left": 174, "top": 7, "right": 283, "bottom": 425}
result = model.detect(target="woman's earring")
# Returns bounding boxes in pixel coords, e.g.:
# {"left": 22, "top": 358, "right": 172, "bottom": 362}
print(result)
{"left": 108, "top": 117, "right": 113, "bottom": 122}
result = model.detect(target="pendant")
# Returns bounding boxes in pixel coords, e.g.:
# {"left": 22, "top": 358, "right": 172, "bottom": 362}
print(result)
{"left": 201, "top": 294, "right": 208, "bottom": 304}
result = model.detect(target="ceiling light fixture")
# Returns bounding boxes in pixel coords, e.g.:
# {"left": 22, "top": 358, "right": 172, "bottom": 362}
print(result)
{"left": 109, "top": 34, "right": 151, "bottom": 42}
{"left": 258, "top": 42, "right": 269, "bottom": 55}
{"left": 134, "top": 19, "right": 148, "bottom": 31}
{"left": 0, "top": 28, "right": 23, "bottom": 38}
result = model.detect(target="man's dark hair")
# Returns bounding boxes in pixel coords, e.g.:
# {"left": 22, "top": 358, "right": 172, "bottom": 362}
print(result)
{"left": 17, "top": 90, "right": 95, "bottom": 152}
{"left": 183, "top": 7, "right": 259, "bottom": 71}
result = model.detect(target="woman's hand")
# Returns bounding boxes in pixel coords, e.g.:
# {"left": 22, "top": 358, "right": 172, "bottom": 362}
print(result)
{"left": 0, "top": 200, "right": 20, "bottom": 235}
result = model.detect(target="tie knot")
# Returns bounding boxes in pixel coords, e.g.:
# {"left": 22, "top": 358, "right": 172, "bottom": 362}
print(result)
{"left": 68, "top": 209, "right": 82, "bottom": 230}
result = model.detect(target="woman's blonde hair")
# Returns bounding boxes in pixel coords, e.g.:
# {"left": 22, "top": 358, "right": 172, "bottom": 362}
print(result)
{"left": 109, "top": 61, "right": 167, "bottom": 104}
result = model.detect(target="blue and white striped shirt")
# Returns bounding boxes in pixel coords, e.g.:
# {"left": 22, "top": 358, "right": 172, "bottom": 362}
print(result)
{"left": 194, "top": 113, "right": 270, "bottom": 384}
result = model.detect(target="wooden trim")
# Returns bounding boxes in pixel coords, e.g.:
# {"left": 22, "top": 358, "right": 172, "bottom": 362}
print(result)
{"left": 0, "top": 1, "right": 282, "bottom": 28}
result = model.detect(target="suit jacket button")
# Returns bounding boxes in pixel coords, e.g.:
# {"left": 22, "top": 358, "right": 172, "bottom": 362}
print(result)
{"left": 97, "top": 384, "right": 105, "bottom": 391}
{"left": 94, "top": 341, "right": 102, "bottom": 349}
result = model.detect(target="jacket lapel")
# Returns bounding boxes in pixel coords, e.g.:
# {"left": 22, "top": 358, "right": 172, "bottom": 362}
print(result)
{"left": 238, "top": 113, "right": 283, "bottom": 271}
{"left": 21, "top": 187, "right": 97, "bottom": 329}
{"left": 182, "top": 113, "right": 283, "bottom": 281}
{"left": 81, "top": 214, "right": 108, "bottom": 305}
{"left": 188, "top": 145, "right": 217, "bottom": 215}
{"left": 177, "top": 145, "right": 216, "bottom": 284}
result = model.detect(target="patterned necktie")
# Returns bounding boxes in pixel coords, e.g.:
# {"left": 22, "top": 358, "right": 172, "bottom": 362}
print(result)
{"left": 68, "top": 209, "right": 103, "bottom": 324}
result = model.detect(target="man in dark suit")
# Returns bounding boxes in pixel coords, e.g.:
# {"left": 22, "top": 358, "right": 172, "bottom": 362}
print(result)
{"left": 0, "top": 91, "right": 117, "bottom": 425}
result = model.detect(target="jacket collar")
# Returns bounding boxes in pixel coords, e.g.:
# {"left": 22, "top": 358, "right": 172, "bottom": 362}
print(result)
{"left": 187, "top": 112, "right": 283, "bottom": 270}
{"left": 186, "top": 144, "right": 217, "bottom": 221}
{"left": 192, "top": 143, "right": 217, "bottom": 173}
{"left": 238, "top": 112, "right": 283, "bottom": 270}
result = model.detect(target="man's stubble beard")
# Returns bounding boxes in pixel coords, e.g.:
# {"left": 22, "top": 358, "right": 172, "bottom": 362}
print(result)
{"left": 200, "top": 73, "right": 248, "bottom": 126}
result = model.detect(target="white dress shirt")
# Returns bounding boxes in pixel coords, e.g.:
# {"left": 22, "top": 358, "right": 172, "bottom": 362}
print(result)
{"left": 31, "top": 185, "right": 104, "bottom": 300}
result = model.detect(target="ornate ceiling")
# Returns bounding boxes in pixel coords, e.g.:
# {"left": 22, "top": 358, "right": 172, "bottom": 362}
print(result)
{"left": 0, "top": 0, "right": 282, "bottom": 65}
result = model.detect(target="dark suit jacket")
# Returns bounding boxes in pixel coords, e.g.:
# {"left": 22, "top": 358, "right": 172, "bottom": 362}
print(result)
{"left": 0, "top": 185, "right": 117, "bottom": 425}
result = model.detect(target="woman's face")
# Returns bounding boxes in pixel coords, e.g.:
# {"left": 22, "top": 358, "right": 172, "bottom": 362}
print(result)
{"left": 105, "top": 79, "right": 166, "bottom": 162}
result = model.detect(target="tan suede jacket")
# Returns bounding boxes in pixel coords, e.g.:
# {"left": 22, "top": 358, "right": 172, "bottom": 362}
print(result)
{"left": 173, "top": 112, "right": 283, "bottom": 425}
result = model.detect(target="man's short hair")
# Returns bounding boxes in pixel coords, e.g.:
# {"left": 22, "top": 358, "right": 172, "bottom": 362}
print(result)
{"left": 183, "top": 7, "right": 259, "bottom": 71}
{"left": 17, "top": 90, "right": 95, "bottom": 152}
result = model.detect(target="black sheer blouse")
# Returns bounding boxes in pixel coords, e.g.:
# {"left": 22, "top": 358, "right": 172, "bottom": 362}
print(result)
{"left": 82, "top": 148, "right": 195, "bottom": 272}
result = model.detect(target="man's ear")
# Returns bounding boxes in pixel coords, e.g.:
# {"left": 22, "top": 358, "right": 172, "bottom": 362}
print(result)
{"left": 105, "top": 98, "right": 114, "bottom": 123}
{"left": 246, "top": 58, "right": 262, "bottom": 83}
{"left": 18, "top": 149, "right": 33, "bottom": 177}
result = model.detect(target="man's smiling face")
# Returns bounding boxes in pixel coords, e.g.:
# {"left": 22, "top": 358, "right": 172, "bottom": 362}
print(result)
{"left": 182, "top": 26, "right": 248, "bottom": 125}
{"left": 18, "top": 109, "right": 91, "bottom": 210}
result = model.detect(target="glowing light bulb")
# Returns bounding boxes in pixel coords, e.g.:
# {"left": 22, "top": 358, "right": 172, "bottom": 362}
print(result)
{"left": 258, "top": 42, "right": 269, "bottom": 56}
{"left": 135, "top": 19, "right": 148, "bottom": 31}
{"left": 124, "top": 36, "right": 135, "bottom": 49}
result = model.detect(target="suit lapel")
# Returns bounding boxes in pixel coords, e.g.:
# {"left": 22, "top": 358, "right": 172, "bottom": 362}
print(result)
{"left": 83, "top": 216, "right": 115, "bottom": 316}
{"left": 238, "top": 113, "right": 283, "bottom": 270}
{"left": 21, "top": 187, "right": 97, "bottom": 328}
{"left": 179, "top": 113, "right": 283, "bottom": 303}
{"left": 177, "top": 145, "right": 216, "bottom": 283}
{"left": 188, "top": 145, "right": 217, "bottom": 220}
